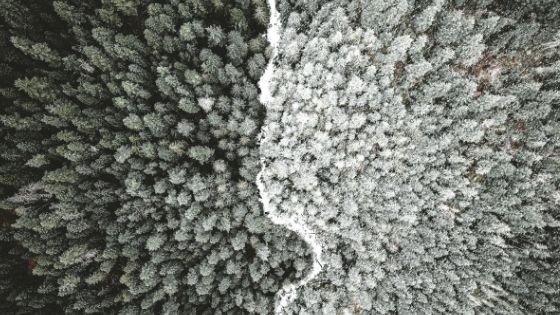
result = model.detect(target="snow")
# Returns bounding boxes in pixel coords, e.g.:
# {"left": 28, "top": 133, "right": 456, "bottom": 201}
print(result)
{"left": 256, "top": 0, "right": 325, "bottom": 313}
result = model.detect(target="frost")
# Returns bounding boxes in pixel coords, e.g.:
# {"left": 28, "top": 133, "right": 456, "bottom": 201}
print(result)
{"left": 257, "top": 0, "right": 324, "bottom": 313}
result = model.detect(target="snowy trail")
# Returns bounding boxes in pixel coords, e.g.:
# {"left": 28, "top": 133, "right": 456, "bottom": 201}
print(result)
{"left": 256, "top": 0, "right": 325, "bottom": 313}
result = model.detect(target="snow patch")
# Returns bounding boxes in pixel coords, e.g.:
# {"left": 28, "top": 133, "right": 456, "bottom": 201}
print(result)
{"left": 256, "top": 0, "right": 324, "bottom": 313}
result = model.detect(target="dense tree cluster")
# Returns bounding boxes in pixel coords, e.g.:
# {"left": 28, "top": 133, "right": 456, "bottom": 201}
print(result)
{"left": 0, "top": 1, "right": 311, "bottom": 314}
{"left": 1, "top": 0, "right": 559, "bottom": 314}
{"left": 261, "top": 0, "right": 560, "bottom": 313}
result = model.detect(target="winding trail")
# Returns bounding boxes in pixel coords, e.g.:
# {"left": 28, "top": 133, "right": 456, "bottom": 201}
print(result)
{"left": 256, "top": 0, "right": 325, "bottom": 313}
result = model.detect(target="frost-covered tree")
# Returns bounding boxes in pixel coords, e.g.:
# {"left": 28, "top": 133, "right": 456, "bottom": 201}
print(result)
{"left": 1, "top": 0, "right": 559, "bottom": 314}
{"left": 260, "top": 0, "right": 560, "bottom": 313}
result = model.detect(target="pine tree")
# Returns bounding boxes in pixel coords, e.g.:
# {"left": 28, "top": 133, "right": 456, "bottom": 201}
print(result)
{"left": 0, "top": 0, "right": 311, "bottom": 314}
{"left": 262, "top": 0, "right": 560, "bottom": 313}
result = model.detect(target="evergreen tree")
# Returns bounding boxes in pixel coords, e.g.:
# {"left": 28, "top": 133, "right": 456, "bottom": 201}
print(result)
{"left": 261, "top": 0, "right": 560, "bottom": 313}
{"left": 1, "top": 1, "right": 311, "bottom": 314}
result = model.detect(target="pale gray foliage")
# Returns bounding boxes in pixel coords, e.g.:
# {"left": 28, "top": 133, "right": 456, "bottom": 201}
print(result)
{"left": 261, "top": 0, "right": 560, "bottom": 313}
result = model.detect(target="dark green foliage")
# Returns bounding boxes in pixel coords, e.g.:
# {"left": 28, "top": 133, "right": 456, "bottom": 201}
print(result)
{"left": 0, "top": 0, "right": 310, "bottom": 314}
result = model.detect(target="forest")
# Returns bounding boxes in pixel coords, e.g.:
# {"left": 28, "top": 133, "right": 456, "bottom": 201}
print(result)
{"left": 0, "top": 0, "right": 558, "bottom": 314}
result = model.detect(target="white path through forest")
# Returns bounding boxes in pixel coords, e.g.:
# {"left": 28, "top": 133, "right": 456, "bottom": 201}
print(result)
{"left": 256, "top": 0, "right": 325, "bottom": 313}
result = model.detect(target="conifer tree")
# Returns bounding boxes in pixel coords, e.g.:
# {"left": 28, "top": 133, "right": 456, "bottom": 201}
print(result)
{"left": 261, "top": 0, "right": 560, "bottom": 313}
{"left": 1, "top": 1, "right": 311, "bottom": 314}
